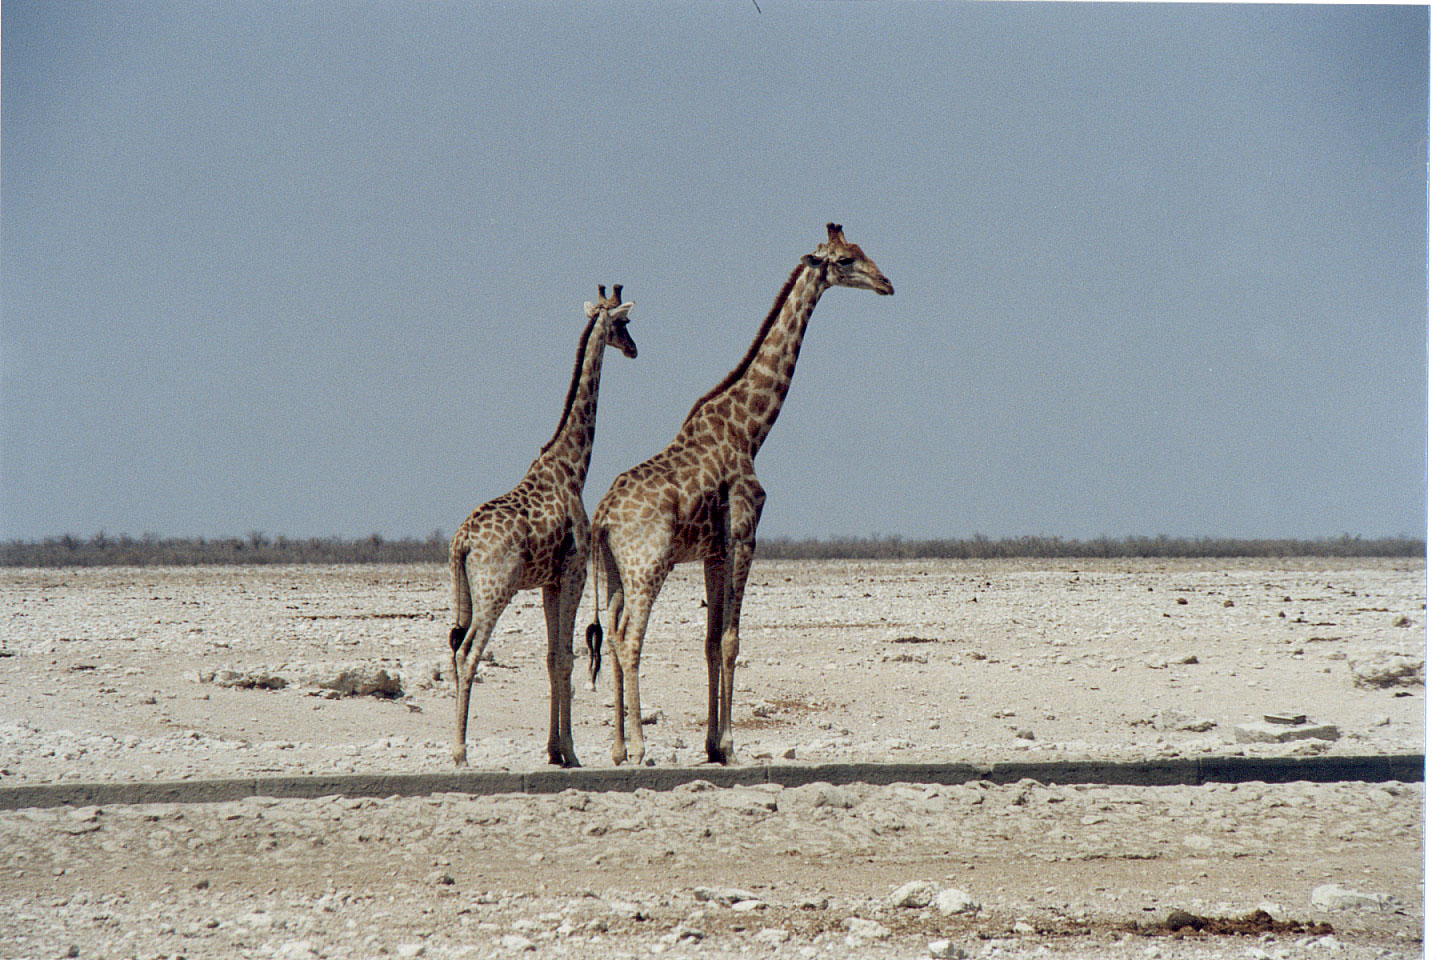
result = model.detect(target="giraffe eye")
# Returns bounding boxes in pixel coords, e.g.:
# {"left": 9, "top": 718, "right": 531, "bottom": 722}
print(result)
{"left": 836, "top": 257, "right": 855, "bottom": 267}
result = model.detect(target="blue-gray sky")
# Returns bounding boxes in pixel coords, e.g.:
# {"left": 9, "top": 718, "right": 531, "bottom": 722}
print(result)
{"left": 2, "top": 2, "right": 1428, "bottom": 542}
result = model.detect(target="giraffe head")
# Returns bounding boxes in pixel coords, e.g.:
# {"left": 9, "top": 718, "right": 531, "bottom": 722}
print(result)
{"left": 802, "top": 222, "right": 894, "bottom": 295}
{"left": 584, "top": 284, "right": 639, "bottom": 359}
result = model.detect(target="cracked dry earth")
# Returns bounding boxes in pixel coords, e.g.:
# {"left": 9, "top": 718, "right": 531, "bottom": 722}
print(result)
{"left": 0, "top": 558, "right": 1425, "bottom": 959}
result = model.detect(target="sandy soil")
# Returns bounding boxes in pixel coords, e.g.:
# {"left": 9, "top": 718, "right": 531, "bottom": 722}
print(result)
{"left": 0, "top": 558, "right": 1425, "bottom": 958}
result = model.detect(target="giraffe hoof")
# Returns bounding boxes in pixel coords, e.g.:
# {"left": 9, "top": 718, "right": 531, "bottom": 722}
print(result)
{"left": 452, "top": 747, "right": 469, "bottom": 767}
{"left": 549, "top": 750, "right": 581, "bottom": 768}
{"left": 705, "top": 743, "right": 735, "bottom": 765}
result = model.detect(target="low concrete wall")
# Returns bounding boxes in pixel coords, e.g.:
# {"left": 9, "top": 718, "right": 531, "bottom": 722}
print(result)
{"left": 0, "top": 753, "right": 1420, "bottom": 811}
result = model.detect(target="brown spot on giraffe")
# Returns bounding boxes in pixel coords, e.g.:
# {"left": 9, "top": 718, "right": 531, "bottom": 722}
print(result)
{"left": 447, "top": 285, "right": 638, "bottom": 768}
{"left": 589, "top": 224, "right": 893, "bottom": 765}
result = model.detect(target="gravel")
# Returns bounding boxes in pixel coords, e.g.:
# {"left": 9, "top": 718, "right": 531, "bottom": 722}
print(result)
{"left": 0, "top": 558, "right": 1424, "bottom": 957}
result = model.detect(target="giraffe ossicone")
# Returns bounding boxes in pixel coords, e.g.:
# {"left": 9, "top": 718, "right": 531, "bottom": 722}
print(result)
{"left": 589, "top": 223, "right": 892, "bottom": 766}
{"left": 447, "top": 285, "right": 638, "bottom": 767}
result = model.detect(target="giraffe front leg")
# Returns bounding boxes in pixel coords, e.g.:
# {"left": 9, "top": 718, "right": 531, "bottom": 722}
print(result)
{"left": 714, "top": 526, "right": 760, "bottom": 765}
{"left": 703, "top": 551, "right": 732, "bottom": 764}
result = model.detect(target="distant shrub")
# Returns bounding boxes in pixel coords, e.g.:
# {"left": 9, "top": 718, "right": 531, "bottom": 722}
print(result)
{"left": 753, "top": 534, "right": 1424, "bottom": 561}
{"left": 0, "top": 531, "right": 1421, "bottom": 568}
{"left": 0, "top": 532, "right": 449, "bottom": 567}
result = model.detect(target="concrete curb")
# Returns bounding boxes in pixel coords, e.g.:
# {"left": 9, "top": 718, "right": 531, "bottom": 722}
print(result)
{"left": 0, "top": 753, "right": 1420, "bottom": 811}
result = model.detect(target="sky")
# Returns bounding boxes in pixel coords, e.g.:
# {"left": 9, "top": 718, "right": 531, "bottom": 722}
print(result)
{"left": 1, "top": 2, "right": 1429, "bottom": 542}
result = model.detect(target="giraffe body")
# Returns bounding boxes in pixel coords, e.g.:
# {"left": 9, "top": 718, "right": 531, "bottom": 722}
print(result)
{"left": 449, "top": 287, "right": 637, "bottom": 767}
{"left": 591, "top": 225, "right": 892, "bottom": 765}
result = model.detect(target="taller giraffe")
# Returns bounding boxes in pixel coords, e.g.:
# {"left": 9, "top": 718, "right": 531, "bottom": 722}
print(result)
{"left": 590, "top": 224, "right": 892, "bottom": 765}
{"left": 448, "top": 286, "right": 638, "bottom": 767}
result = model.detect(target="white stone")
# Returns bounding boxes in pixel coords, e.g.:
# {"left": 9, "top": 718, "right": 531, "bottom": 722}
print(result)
{"left": 1234, "top": 721, "right": 1340, "bottom": 744}
{"left": 1349, "top": 654, "right": 1424, "bottom": 689}
{"left": 934, "top": 888, "right": 982, "bottom": 916}
{"left": 929, "top": 938, "right": 965, "bottom": 959}
{"left": 888, "top": 880, "right": 939, "bottom": 908}
{"left": 845, "top": 917, "right": 890, "bottom": 939}
{"left": 694, "top": 886, "right": 760, "bottom": 905}
{"left": 1311, "top": 884, "right": 1391, "bottom": 911}
{"left": 499, "top": 933, "right": 535, "bottom": 952}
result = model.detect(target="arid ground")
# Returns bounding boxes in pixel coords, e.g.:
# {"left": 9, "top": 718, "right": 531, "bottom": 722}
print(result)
{"left": 0, "top": 558, "right": 1424, "bottom": 958}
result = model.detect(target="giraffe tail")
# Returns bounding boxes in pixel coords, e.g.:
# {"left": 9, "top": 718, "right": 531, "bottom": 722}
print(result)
{"left": 585, "top": 526, "right": 604, "bottom": 692}
{"left": 448, "top": 542, "right": 470, "bottom": 655}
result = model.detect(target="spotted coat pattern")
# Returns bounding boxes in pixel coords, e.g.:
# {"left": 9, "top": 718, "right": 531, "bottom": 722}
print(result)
{"left": 448, "top": 287, "right": 637, "bottom": 767}
{"left": 590, "top": 225, "right": 893, "bottom": 765}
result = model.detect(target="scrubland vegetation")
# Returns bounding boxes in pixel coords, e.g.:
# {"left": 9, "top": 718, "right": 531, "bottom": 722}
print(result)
{"left": 0, "top": 530, "right": 1422, "bottom": 567}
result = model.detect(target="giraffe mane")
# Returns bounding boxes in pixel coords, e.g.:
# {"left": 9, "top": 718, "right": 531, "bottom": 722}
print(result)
{"left": 682, "top": 261, "right": 807, "bottom": 424}
{"left": 539, "top": 313, "right": 600, "bottom": 455}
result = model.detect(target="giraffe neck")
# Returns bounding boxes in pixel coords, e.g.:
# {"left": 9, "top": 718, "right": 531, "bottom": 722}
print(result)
{"left": 682, "top": 261, "right": 827, "bottom": 457}
{"left": 535, "top": 316, "right": 608, "bottom": 489}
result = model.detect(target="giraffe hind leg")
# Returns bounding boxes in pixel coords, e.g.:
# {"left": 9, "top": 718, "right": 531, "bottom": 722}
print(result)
{"left": 452, "top": 551, "right": 521, "bottom": 766}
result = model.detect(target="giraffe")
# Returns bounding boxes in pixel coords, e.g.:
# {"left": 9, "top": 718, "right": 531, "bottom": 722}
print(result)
{"left": 448, "top": 285, "right": 638, "bottom": 767}
{"left": 589, "top": 224, "right": 892, "bottom": 765}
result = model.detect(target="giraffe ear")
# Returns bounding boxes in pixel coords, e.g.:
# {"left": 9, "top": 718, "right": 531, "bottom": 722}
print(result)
{"left": 584, "top": 301, "right": 598, "bottom": 318}
{"left": 610, "top": 302, "right": 633, "bottom": 320}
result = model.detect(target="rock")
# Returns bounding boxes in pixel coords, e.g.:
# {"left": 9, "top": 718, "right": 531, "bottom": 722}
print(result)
{"left": 1234, "top": 721, "right": 1340, "bottom": 744}
{"left": 1311, "top": 884, "right": 1393, "bottom": 911}
{"left": 609, "top": 900, "right": 647, "bottom": 918}
{"left": 276, "top": 942, "right": 319, "bottom": 960}
{"left": 202, "top": 668, "right": 286, "bottom": 691}
{"left": 641, "top": 704, "right": 663, "bottom": 724}
{"left": 755, "top": 927, "right": 790, "bottom": 944}
{"left": 714, "top": 788, "right": 777, "bottom": 815}
{"left": 1349, "top": 655, "right": 1424, "bottom": 689}
{"left": 929, "top": 939, "right": 965, "bottom": 959}
{"left": 395, "top": 945, "right": 426, "bottom": 959}
{"left": 694, "top": 886, "right": 761, "bottom": 905}
{"left": 499, "top": 933, "right": 535, "bottom": 952}
{"left": 888, "top": 880, "right": 939, "bottom": 908}
{"left": 731, "top": 899, "right": 765, "bottom": 912}
{"left": 670, "top": 921, "right": 705, "bottom": 943}
{"left": 934, "top": 888, "right": 982, "bottom": 916}
{"left": 845, "top": 917, "right": 891, "bottom": 939}
{"left": 312, "top": 665, "right": 403, "bottom": 698}
{"left": 1156, "top": 709, "right": 1217, "bottom": 732}
{"left": 1012, "top": 920, "right": 1036, "bottom": 934}
{"left": 810, "top": 784, "right": 856, "bottom": 809}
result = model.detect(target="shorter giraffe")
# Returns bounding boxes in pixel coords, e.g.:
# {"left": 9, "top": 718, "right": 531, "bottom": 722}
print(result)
{"left": 448, "top": 286, "right": 638, "bottom": 767}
